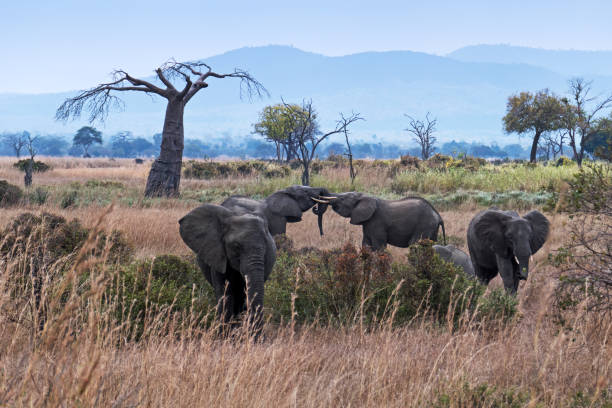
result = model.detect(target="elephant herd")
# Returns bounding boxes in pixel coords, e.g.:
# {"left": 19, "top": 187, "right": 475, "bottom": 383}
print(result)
{"left": 179, "top": 185, "right": 550, "bottom": 330}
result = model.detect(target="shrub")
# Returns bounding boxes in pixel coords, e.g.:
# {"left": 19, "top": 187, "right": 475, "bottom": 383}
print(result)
{"left": 555, "top": 156, "right": 574, "bottom": 167}
{"left": 60, "top": 190, "right": 78, "bottom": 208}
{"left": 0, "top": 180, "right": 22, "bottom": 207}
{"left": 400, "top": 154, "right": 421, "bottom": 169}
{"left": 29, "top": 186, "right": 49, "bottom": 205}
{"left": 0, "top": 212, "right": 132, "bottom": 330}
{"left": 84, "top": 180, "right": 125, "bottom": 189}
{"left": 552, "top": 164, "right": 612, "bottom": 320}
{"left": 476, "top": 288, "right": 518, "bottom": 324}
{"left": 13, "top": 159, "right": 51, "bottom": 172}
{"left": 265, "top": 239, "right": 484, "bottom": 326}
{"left": 108, "top": 255, "right": 215, "bottom": 338}
{"left": 434, "top": 383, "right": 532, "bottom": 408}
{"left": 182, "top": 160, "right": 291, "bottom": 179}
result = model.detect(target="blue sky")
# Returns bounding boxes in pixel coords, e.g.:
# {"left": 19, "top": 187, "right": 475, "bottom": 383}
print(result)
{"left": 1, "top": 0, "right": 611, "bottom": 93}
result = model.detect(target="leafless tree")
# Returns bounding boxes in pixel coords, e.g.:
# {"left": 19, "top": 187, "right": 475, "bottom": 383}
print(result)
{"left": 23, "top": 133, "right": 39, "bottom": 187}
{"left": 539, "top": 130, "right": 567, "bottom": 160}
{"left": 2, "top": 131, "right": 28, "bottom": 158}
{"left": 56, "top": 60, "right": 267, "bottom": 197}
{"left": 562, "top": 78, "right": 612, "bottom": 167}
{"left": 283, "top": 101, "right": 362, "bottom": 185}
{"left": 340, "top": 112, "right": 364, "bottom": 186}
{"left": 404, "top": 112, "right": 437, "bottom": 159}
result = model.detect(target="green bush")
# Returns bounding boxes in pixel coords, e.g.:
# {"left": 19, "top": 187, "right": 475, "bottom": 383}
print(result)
{"left": 0, "top": 180, "right": 22, "bottom": 207}
{"left": 182, "top": 159, "right": 291, "bottom": 180}
{"left": 84, "top": 179, "right": 125, "bottom": 189}
{"left": 265, "top": 239, "right": 484, "bottom": 326}
{"left": 13, "top": 159, "right": 51, "bottom": 172}
{"left": 60, "top": 190, "right": 78, "bottom": 208}
{"left": 434, "top": 383, "right": 533, "bottom": 408}
{"left": 29, "top": 186, "right": 49, "bottom": 205}
{"left": 476, "top": 288, "right": 518, "bottom": 324}
{"left": 108, "top": 255, "right": 215, "bottom": 338}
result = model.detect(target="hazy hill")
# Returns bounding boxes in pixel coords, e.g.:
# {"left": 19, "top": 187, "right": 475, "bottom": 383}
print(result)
{"left": 448, "top": 44, "right": 612, "bottom": 77}
{"left": 1, "top": 45, "right": 611, "bottom": 145}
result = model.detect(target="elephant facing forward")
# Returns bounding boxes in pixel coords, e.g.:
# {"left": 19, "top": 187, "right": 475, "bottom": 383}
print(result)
{"left": 179, "top": 204, "right": 276, "bottom": 333}
{"left": 467, "top": 208, "right": 549, "bottom": 294}
{"left": 324, "top": 192, "right": 446, "bottom": 251}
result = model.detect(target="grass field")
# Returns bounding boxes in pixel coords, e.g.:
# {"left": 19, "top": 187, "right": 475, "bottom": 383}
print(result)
{"left": 0, "top": 156, "right": 609, "bottom": 407}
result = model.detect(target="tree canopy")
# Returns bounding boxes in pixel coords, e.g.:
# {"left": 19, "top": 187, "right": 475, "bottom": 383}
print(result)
{"left": 503, "top": 89, "right": 565, "bottom": 163}
{"left": 73, "top": 126, "right": 103, "bottom": 157}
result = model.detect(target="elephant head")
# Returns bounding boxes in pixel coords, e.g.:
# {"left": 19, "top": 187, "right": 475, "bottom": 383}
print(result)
{"left": 473, "top": 209, "right": 549, "bottom": 280}
{"left": 327, "top": 192, "right": 377, "bottom": 225}
{"left": 179, "top": 204, "right": 276, "bottom": 329}
{"left": 264, "top": 185, "right": 331, "bottom": 235}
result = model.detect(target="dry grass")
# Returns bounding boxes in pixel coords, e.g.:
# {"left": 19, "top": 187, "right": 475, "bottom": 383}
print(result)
{"left": 0, "top": 157, "right": 609, "bottom": 406}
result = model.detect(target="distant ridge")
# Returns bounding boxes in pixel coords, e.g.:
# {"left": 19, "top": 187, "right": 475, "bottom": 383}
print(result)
{"left": 1, "top": 45, "right": 611, "bottom": 144}
{"left": 448, "top": 44, "right": 612, "bottom": 77}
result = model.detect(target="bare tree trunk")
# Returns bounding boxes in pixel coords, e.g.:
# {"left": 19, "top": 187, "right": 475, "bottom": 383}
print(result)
{"left": 24, "top": 158, "right": 33, "bottom": 187}
{"left": 530, "top": 129, "right": 543, "bottom": 163}
{"left": 145, "top": 99, "right": 185, "bottom": 197}
{"left": 301, "top": 160, "right": 310, "bottom": 186}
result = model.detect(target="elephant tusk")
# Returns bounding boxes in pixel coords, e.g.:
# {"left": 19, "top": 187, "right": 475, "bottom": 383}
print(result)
{"left": 514, "top": 255, "right": 519, "bottom": 264}
{"left": 312, "top": 198, "right": 329, "bottom": 204}
{"left": 530, "top": 255, "right": 534, "bottom": 264}
{"left": 319, "top": 196, "right": 338, "bottom": 200}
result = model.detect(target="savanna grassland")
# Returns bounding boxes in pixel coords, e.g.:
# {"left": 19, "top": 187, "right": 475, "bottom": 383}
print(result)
{"left": 0, "top": 155, "right": 610, "bottom": 407}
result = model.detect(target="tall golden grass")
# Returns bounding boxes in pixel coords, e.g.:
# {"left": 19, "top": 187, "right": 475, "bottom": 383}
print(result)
{"left": 0, "top": 157, "right": 609, "bottom": 406}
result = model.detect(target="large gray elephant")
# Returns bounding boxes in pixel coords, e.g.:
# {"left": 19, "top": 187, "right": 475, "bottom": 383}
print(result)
{"left": 221, "top": 185, "right": 331, "bottom": 236}
{"left": 467, "top": 208, "right": 550, "bottom": 294}
{"left": 179, "top": 204, "right": 276, "bottom": 332}
{"left": 324, "top": 192, "right": 446, "bottom": 250}
{"left": 433, "top": 244, "right": 475, "bottom": 277}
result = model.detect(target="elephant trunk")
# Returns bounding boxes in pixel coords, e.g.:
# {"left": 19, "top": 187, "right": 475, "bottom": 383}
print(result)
{"left": 241, "top": 254, "right": 265, "bottom": 336}
{"left": 513, "top": 251, "right": 531, "bottom": 280}
{"left": 312, "top": 202, "right": 329, "bottom": 236}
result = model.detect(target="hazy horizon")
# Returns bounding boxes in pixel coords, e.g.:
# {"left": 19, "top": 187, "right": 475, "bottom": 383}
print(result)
{"left": 2, "top": 0, "right": 611, "bottom": 93}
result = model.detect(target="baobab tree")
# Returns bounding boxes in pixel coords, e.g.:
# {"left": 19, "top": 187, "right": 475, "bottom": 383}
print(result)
{"left": 56, "top": 60, "right": 267, "bottom": 197}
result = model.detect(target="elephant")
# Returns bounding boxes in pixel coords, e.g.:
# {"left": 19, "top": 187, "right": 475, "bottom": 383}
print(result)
{"left": 467, "top": 208, "right": 550, "bottom": 294}
{"left": 433, "top": 244, "right": 475, "bottom": 277}
{"left": 323, "top": 192, "right": 446, "bottom": 250}
{"left": 221, "top": 185, "right": 331, "bottom": 236}
{"left": 179, "top": 203, "right": 276, "bottom": 333}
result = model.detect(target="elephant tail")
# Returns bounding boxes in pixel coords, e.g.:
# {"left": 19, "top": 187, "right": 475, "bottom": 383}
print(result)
{"left": 439, "top": 220, "right": 446, "bottom": 245}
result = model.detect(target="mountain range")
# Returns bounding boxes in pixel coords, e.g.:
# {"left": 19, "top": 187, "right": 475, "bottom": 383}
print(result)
{"left": 1, "top": 44, "right": 611, "bottom": 146}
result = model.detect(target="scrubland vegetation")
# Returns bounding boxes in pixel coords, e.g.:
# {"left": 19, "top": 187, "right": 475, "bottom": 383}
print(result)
{"left": 0, "top": 155, "right": 610, "bottom": 407}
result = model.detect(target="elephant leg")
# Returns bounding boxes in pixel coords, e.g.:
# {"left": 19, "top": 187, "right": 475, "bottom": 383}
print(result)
{"left": 211, "top": 272, "right": 234, "bottom": 326}
{"left": 496, "top": 256, "right": 517, "bottom": 294}
{"left": 228, "top": 270, "right": 247, "bottom": 318}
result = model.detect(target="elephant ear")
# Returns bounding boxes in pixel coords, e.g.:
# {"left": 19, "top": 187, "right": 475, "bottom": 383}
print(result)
{"left": 523, "top": 210, "right": 550, "bottom": 253}
{"left": 473, "top": 210, "right": 512, "bottom": 255}
{"left": 267, "top": 192, "right": 302, "bottom": 221}
{"left": 350, "top": 196, "right": 377, "bottom": 225}
{"left": 179, "top": 204, "right": 231, "bottom": 274}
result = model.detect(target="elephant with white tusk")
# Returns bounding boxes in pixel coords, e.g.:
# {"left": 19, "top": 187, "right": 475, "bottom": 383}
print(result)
{"left": 221, "top": 185, "right": 331, "bottom": 236}
{"left": 326, "top": 192, "right": 446, "bottom": 251}
{"left": 179, "top": 204, "right": 277, "bottom": 335}
{"left": 467, "top": 208, "right": 550, "bottom": 294}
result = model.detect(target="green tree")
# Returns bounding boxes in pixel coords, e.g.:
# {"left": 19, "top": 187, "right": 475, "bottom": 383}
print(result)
{"left": 253, "top": 104, "right": 295, "bottom": 161}
{"left": 503, "top": 89, "right": 565, "bottom": 163}
{"left": 584, "top": 116, "right": 612, "bottom": 161}
{"left": 73, "top": 126, "right": 102, "bottom": 157}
